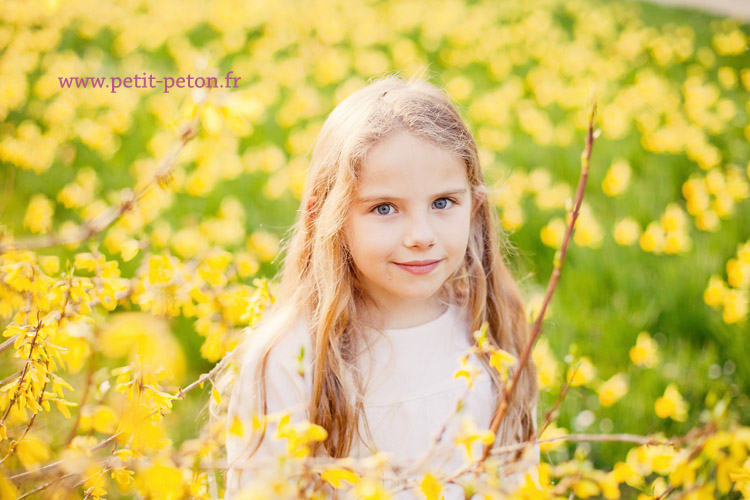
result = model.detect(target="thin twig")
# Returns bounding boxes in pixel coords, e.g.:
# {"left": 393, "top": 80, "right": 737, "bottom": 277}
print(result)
{"left": 64, "top": 350, "right": 98, "bottom": 445}
{"left": 0, "top": 120, "right": 197, "bottom": 255}
{"left": 15, "top": 472, "right": 76, "bottom": 500}
{"left": 0, "top": 334, "right": 18, "bottom": 356}
{"left": 175, "top": 356, "right": 229, "bottom": 400}
{"left": 0, "top": 369, "right": 21, "bottom": 388}
{"left": 480, "top": 94, "right": 598, "bottom": 464}
{"left": 9, "top": 433, "right": 121, "bottom": 482}
{"left": 537, "top": 364, "right": 577, "bottom": 437}
{"left": 0, "top": 314, "right": 43, "bottom": 427}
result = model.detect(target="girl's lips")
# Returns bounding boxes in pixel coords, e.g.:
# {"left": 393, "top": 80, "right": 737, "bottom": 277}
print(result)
{"left": 393, "top": 259, "right": 442, "bottom": 275}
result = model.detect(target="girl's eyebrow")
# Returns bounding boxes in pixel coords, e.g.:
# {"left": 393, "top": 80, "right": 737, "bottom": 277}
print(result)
{"left": 356, "top": 188, "right": 468, "bottom": 205}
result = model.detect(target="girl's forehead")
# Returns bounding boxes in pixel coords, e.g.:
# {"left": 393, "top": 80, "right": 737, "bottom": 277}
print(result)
{"left": 355, "top": 131, "right": 469, "bottom": 197}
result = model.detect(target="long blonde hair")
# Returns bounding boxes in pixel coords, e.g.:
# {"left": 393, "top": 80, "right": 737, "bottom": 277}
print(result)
{"left": 217, "top": 73, "right": 537, "bottom": 460}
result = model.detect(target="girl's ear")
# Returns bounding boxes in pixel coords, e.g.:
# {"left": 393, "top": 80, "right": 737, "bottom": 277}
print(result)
{"left": 306, "top": 195, "right": 319, "bottom": 221}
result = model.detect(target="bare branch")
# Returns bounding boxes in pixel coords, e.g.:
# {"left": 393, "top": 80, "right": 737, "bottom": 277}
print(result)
{"left": 480, "top": 93, "right": 599, "bottom": 463}
{"left": 0, "top": 119, "right": 197, "bottom": 255}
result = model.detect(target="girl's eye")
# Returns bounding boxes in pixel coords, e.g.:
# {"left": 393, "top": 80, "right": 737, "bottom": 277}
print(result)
{"left": 433, "top": 198, "right": 454, "bottom": 210}
{"left": 374, "top": 204, "right": 394, "bottom": 215}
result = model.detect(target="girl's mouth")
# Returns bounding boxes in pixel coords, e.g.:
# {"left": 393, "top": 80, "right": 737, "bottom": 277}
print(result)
{"left": 393, "top": 259, "right": 442, "bottom": 275}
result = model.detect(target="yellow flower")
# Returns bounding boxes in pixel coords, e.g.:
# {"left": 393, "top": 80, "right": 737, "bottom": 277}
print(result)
{"left": 420, "top": 473, "right": 443, "bottom": 500}
{"left": 539, "top": 422, "right": 567, "bottom": 453}
{"left": 602, "top": 159, "right": 631, "bottom": 197}
{"left": 654, "top": 384, "right": 688, "bottom": 422}
{"left": 39, "top": 255, "right": 60, "bottom": 274}
{"left": 660, "top": 203, "right": 687, "bottom": 233}
{"left": 639, "top": 222, "right": 665, "bottom": 253}
{"left": 354, "top": 477, "right": 393, "bottom": 500}
{"left": 571, "top": 204, "right": 603, "bottom": 249}
{"left": 454, "top": 355, "right": 482, "bottom": 390}
{"left": 275, "top": 414, "right": 328, "bottom": 458}
{"left": 727, "top": 258, "right": 750, "bottom": 289}
{"left": 100, "top": 312, "right": 186, "bottom": 380}
{"left": 722, "top": 289, "right": 748, "bottom": 324}
{"left": 23, "top": 194, "right": 55, "bottom": 234}
{"left": 614, "top": 217, "right": 641, "bottom": 246}
{"left": 489, "top": 348, "right": 517, "bottom": 382}
{"left": 229, "top": 416, "right": 244, "bottom": 437}
{"left": 597, "top": 373, "right": 628, "bottom": 407}
{"left": 92, "top": 405, "right": 118, "bottom": 434}
{"left": 567, "top": 357, "right": 597, "bottom": 387}
{"left": 15, "top": 433, "right": 51, "bottom": 469}
{"left": 532, "top": 338, "right": 559, "bottom": 390}
{"left": 445, "top": 75, "right": 473, "bottom": 102}
{"left": 135, "top": 458, "right": 184, "bottom": 500}
{"left": 321, "top": 468, "right": 361, "bottom": 489}
{"left": 629, "top": 331, "right": 659, "bottom": 368}
{"left": 247, "top": 231, "right": 280, "bottom": 262}
{"left": 540, "top": 217, "right": 566, "bottom": 249}
{"left": 454, "top": 415, "right": 495, "bottom": 461}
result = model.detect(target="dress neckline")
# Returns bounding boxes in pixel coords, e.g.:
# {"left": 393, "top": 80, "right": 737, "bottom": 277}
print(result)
{"left": 376, "top": 304, "right": 457, "bottom": 335}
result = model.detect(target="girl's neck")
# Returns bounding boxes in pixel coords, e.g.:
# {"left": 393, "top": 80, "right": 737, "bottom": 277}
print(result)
{"left": 360, "top": 298, "right": 448, "bottom": 330}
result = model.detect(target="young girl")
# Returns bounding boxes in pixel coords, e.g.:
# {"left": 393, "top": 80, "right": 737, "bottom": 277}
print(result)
{"left": 220, "top": 74, "right": 538, "bottom": 499}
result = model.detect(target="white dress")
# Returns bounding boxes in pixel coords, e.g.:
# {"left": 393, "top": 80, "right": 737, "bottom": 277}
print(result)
{"left": 225, "top": 305, "right": 538, "bottom": 499}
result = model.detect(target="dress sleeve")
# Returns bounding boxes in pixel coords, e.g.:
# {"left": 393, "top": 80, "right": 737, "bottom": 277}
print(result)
{"left": 225, "top": 324, "right": 313, "bottom": 499}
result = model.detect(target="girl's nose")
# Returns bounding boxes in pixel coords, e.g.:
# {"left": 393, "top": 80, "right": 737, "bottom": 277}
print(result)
{"left": 402, "top": 212, "right": 437, "bottom": 248}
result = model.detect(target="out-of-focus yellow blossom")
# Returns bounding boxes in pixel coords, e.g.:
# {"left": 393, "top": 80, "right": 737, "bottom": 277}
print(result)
{"left": 532, "top": 338, "right": 559, "bottom": 390}
{"left": 695, "top": 210, "right": 720, "bottom": 232}
{"left": 100, "top": 312, "right": 186, "bottom": 381}
{"left": 717, "top": 66, "right": 737, "bottom": 89}
{"left": 730, "top": 458, "right": 750, "bottom": 499}
{"left": 614, "top": 217, "right": 641, "bottom": 246}
{"left": 630, "top": 331, "right": 659, "bottom": 368}
{"left": 445, "top": 75, "right": 473, "bottom": 102}
{"left": 539, "top": 422, "right": 568, "bottom": 453}
{"left": 727, "top": 258, "right": 750, "bottom": 289}
{"left": 15, "top": 433, "right": 51, "bottom": 469}
{"left": 569, "top": 204, "right": 603, "bottom": 249}
{"left": 454, "top": 415, "right": 495, "bottom": 461}
{"left": 660, "top": 203, "right": 687, "bottom": 233}
{"left": 540, "top": 217, "right": 566, "bottom": 249}
{"left": 598, "top": 373, "right": 628, "bottom": 407}
{"left": 58, "top": 167, "right": 98, "bottom": 209}
{"left": 39, "top": 255, "right": 60, "bottom": 274}
{"left": 536, "top": 183, "right": 571, "bottom": 211}
{"left": 639, "top": 222, "right": 665, "bottom": 254}
{"left": 655, "top": 384, "right": 689, "bottom": 422}
{"left": 321, "top": 468, "right": 361, "bottom": 489}
{"left": 525, "top": 290, "right": 550, "bottom": 323}
{"left": 275, "top": 413, "right": 328, "bottom": 459}
{"left": 247, "top": 231, "right": 280, "bottom": 263}
{"left": 726, "top": 167, "right": 749, "bottom": 201}
{"left": 23, "top": 194, "right": 55, "bottom": 234}
{"left": 135, "top": 458, "right": 185, "bottom": 500}
{"left": 712, "top": 28, "right": 747, "bottom": 56}
{"left": 722, "top": 289, "right": 748, "bottom": 324}
{"left": 234, "top": 252, "right": 260, "bottom": 279}
{"left": 172, "top": 226, "right": 209, "bottom": 259}
{"left": 567, "top": 357, "right": 597, "bottom": 387}
{"left": 602, "top": 159, "right": 631, "bottom": 197}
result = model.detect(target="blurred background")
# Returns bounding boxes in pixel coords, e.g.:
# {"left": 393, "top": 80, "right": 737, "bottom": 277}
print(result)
{"left": 0, "top": 0, "right": 749, "bottom": 494}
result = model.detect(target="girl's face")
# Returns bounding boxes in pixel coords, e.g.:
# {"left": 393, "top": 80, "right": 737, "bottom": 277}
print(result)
{"left": 344, "top": 131, "right": 473, "bottom": 327}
